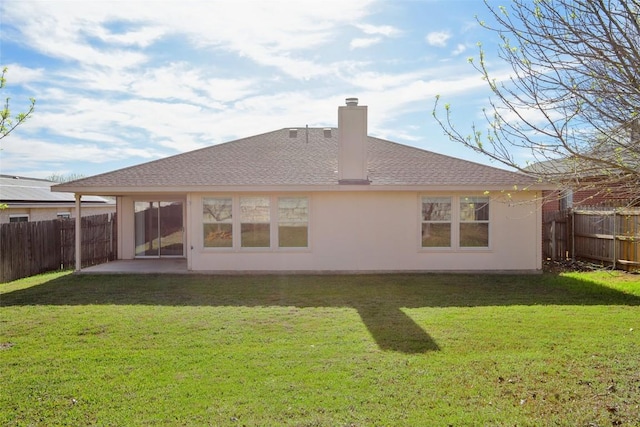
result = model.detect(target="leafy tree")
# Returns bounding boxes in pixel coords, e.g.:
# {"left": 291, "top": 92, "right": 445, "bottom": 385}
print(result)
{"left": 1, "top": 67, "right": 36, "bottom": 141}
{"left": 434, "top": 0, "right": 640, "bottom": 205}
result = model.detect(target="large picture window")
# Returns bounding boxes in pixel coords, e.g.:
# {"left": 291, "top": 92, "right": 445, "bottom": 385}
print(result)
{"left": 278, "top": 197, "right": 308, "bottom": 247}
{"left": 420, "top": 195, "right": 490, "bottom": 249}
{"left": 203, "top": 197, "right": 233, "bottom": 247}
{"left": 203, "top": 195, "right": 309, "bottom": 250}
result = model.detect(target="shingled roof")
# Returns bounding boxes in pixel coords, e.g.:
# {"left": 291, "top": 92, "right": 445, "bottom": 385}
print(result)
{"left": 53, "top": 127, "right": 540, "bottom": 193}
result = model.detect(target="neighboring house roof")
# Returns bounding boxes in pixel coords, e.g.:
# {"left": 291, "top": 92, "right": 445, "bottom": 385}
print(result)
{"left": 524, "top": 158, "right": 583, "bottom": 180}
{"left": 53, "top": 128, "right": 543, "bottom": 194}
{"left": 0, "top": 175, "right": 114, "bottom": 204}
{"left": 525, "top": 154, "right": 639, "bottom": 188}
{"left": 525, "top": 129, "right": 640, "bottom": 181}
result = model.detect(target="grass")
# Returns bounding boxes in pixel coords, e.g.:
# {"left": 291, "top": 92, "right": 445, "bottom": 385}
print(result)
{"left": 1, "top": 270, "right": 640, "bottom": 426}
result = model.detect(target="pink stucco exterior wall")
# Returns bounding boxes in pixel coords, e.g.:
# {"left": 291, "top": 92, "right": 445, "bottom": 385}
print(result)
{"left": 117, "top": 190, "right": 543, "bottom": 273}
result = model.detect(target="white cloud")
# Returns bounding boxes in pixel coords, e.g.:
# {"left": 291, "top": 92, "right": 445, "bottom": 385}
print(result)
{"left": 350, "top": 23, "right": 400, "bottom": 50}
{"left": 1, "top": 64, "right": 45, "bottom": 85}
{"left": 426, "top": 31, "right": 451, "bottom": 47}
{"left": 345, "top": 70, "right": 430, "bottom": 91}
{"left": 0, "top": 136, "right": 165, "bottom": 167}
{"left": 350, "top": 37, "right": 382, "bottom": 50}
{"left": 125, "top": 63, "right": 256, "bottom": 105}
{"left": 2, "top": 1, "right": 377, "bottom": 78}
{"left": 0, "top": 0, "right": 526, "bottom": 176}
{"left": 356, "top": 23, "right": 401, "bottom": 37}
{"left": 452, "top": 44, "right": 467, "bottom": 56}
{"left": 3, "top": 3, "right": 149, "bottom": 70}
{"left": 87, "top": 26, "right": 166, "bottom": 48}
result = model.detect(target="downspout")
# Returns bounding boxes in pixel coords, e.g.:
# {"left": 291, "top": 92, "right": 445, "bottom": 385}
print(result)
{"left": 75, "top": 193, "right": 82, "bottom": 272}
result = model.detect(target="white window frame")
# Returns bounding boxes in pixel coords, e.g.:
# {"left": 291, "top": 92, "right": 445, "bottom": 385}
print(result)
{"left": 9, "top": 214, "right": 29, "bottom": 223}
{"left": 459, "top": 196, "right": 490, "bottom": 249}
{"left": 57, "top": 212, "right": 71, "bottom": 219}
{"left": 420, "top": 196, "right": 453, "bottom": 249}
{"left": 202, "top": 195, "right": 310, "bottom": 252}
{"left": 203, "top": 197, "right": 234, "bottom": 248}
{"left": 419, "top": 195, "right": 491, "bottom": 251}
{"left": 239, "top": 196, "right": 271, "bottom": 249}
{"left": 277, "top": 196, "right": 309, "bottom": 248}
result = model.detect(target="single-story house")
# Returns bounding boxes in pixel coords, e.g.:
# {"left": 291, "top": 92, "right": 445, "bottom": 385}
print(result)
{"left": 0, "top": 175, "right": 115, "bottom": 224}
{"left": 53, "top": 98, "right": 550, "bottom": 273}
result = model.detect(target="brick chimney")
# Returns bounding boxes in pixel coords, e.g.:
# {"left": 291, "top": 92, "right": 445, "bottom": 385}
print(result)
{"left": 338, "top": 97, "right": 369, "bottom": 184}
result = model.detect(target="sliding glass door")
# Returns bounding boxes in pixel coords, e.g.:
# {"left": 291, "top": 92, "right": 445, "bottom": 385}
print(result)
{"left": 134, "top": 201, "right": 184, "bottom": 257}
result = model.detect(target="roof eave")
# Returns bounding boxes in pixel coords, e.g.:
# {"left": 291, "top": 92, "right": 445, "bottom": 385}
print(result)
{"left": 50, "top": 182, "right": 554, "bottom": 196}
{"left": 2, "top": 201, "right": 116, "bottom": 208}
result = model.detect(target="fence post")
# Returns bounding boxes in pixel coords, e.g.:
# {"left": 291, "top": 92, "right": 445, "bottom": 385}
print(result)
{"left": 551, "top": 220, "right": 556, "bottom": 261}
{"left": 75, "top": 194, "right": 82, "bottom": 272}
{"left": 570, "top": 209, "right": 575, "bottom": 261}
{"left": 613, "top": 209, "right": 617, "bottom": 270}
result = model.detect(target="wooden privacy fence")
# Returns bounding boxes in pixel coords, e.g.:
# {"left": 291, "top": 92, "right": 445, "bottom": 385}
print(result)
{"left": 543, "top": 208, "right": 640, "bottom": 271}
{"left": 0, "top": 213, "right": 117, "bottom": 283}
{"left": 543, "top": 210, "right": 571, "bottom": 262}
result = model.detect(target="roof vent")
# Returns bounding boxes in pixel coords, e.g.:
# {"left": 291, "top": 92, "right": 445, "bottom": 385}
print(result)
{"left": 289, "top": 128, "right": 298, "bottom": 138}
{"left": 323, "top": 128, "right": 332, "bottom": 137}
{"left": 345, "top": 97, "right": 358, "bottom": 107}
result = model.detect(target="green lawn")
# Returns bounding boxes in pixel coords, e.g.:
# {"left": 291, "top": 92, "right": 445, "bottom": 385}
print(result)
{"left": 1, "top": 271, "right": 639, "bottom": 426}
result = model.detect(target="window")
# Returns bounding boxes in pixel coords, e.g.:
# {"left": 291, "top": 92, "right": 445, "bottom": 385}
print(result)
{"left": 459, "top": 196, "right": 489, "bottom": 247}
{"left": 240, "top": 197, "right": 270, "bottom": 248}
{"left": 202, "top": 195, "right": 309, "bottom": 250}
{"left": 57, "top": 212, "right": 71, "bottom": 219}
{"left": 203, "top": 198, "right": 233, "bottom": 247}
{"left": 421, "top": 197, "right": 451, "bottom": 247}
{"left": 9, "top": 214, "right": 28, "bottom": 223}
{"left": 420, "top": 195, "right": 490, "bottom": 249}
{"left": 278, "top": 197, "right": 308, "bottom": 247}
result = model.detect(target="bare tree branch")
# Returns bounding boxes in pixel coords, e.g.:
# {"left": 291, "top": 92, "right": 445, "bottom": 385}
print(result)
{"left": 433, "top": 0, "right": 640, "bottom": 206}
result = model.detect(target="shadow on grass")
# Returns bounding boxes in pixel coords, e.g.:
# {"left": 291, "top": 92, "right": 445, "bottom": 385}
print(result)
{"left": 2, "top": 273, "right": 639, "bottom": 354}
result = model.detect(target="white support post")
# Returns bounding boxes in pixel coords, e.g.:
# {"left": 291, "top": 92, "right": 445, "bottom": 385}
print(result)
{"left": 75, "top": 193, "right": 82, "bottom": 272}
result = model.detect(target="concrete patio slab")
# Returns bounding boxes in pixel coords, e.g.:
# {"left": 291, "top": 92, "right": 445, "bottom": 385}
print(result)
{"left": 78, "top": 259, "right": 188, "bottom": 274}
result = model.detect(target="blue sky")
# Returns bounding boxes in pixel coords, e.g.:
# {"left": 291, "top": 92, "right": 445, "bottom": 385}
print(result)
{"left": 0, "top": 0, "right": 518, "bottom": 179}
